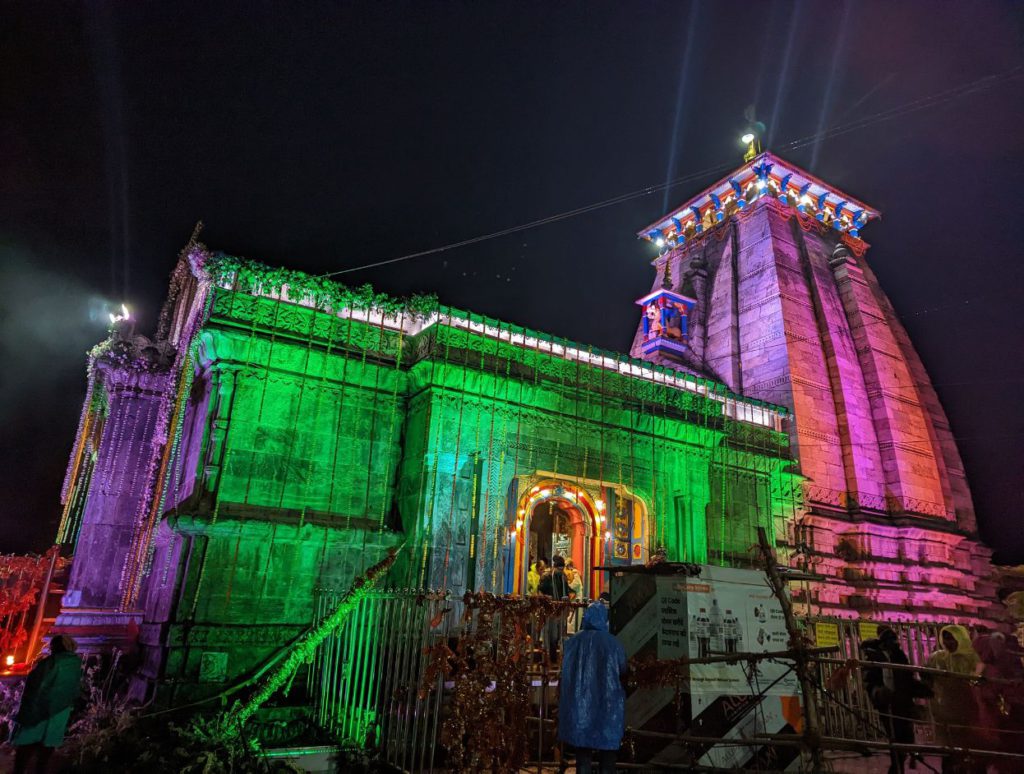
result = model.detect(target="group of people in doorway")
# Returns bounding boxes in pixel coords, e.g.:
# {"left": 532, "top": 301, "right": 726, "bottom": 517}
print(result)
{"left": 529, "top": 555, "right": 587, "bottom": 659}
{"left": 863, "top": 623, "right": 1024, "bottom": 774}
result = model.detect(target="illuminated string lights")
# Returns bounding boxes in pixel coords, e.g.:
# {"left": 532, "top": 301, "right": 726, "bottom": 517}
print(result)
{"left": 642, "top": 152, "right": 878, "bottom": 256}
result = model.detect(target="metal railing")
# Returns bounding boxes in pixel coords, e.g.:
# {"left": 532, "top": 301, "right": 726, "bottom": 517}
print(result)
{"left": 807, "top": 617, "right": 943, "bottom": 743}
{"left": 309, "top": 588, "right": 462, "bottom": 771}
{"left": 308, "top": 592, "right": 1023, "bottom": 771}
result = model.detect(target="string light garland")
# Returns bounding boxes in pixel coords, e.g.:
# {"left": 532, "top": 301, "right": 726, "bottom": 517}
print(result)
{"left": 219, "top": 546, "right": 399, "bottom": 736}
{"left": 421, "top": 591, "right": 587, "bottom": 772}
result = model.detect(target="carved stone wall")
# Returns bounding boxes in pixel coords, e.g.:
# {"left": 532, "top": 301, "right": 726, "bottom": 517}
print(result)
{"left": 59, "top": 255, "right": 802, "bottom": 705}
{"left": 633, "top": 196, "right": 998, "bottom": 622}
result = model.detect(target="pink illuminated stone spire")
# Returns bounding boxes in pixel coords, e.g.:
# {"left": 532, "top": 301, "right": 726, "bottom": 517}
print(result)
{"left": 631, "top": 151, "right": 997, "bottom": 623}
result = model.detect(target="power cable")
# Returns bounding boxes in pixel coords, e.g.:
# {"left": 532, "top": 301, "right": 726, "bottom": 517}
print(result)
{"left": 776, "top": 65, "right": 1023, "bottom": 152}
{"left": 696, "top": 283, "right": 1024, "bottom": 378}
{"left": 321, "top": 66, "right": 1023, "bottom": 278}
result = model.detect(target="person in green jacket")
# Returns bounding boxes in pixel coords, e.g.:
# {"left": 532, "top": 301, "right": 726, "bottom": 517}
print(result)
{"left": 11, "top": 634, "right": 82, "bottom": 773}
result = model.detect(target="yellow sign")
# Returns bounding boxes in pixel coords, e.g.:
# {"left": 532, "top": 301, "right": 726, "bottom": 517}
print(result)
{"left": 815, "top": 621, "right": 840, "bottom": 649}
{"left": 859, "top": 622, "right": 879, "bottom": 640}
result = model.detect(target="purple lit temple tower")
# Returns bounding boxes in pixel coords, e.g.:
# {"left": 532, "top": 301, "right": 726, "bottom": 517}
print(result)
{"left": 631, "top": 152, "right": 997, "bottom": 620}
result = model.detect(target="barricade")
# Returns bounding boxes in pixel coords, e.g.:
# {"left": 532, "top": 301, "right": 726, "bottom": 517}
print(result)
{"left": 307, "top": 588, "right": 1024, "bottom": 771}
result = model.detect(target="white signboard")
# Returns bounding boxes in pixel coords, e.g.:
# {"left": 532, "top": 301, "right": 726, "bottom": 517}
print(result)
{"left": 616, "top": 565, "right": 801, "bottom": 770}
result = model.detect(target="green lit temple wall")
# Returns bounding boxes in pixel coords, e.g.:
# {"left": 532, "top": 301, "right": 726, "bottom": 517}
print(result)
{"left": 398, "top": 320, "right": 796, "bottom": 590}
{"left": 139, "top": 282, "right": 796, "bottom": 701}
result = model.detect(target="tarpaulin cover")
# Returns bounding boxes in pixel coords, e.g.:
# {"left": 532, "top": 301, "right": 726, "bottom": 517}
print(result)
{"left": 558, "top": 603, "right": 627, "bottom": 751}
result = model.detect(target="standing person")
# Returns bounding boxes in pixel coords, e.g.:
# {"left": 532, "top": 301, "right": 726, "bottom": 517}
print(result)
{"left": 925, "top": 625, "right": 983, "bottom": 773}
{"left": 975, "top": 632, "right": 1024, "bottom": 769}
{"left": 539, "top": 555, "right": 569, "bottom": 662}
{"left": 12, "top": 634, "right": 82, "bottom": 774}
{"left": 528, "top": 559, "right": 546, "bottom": 596}
{"left": 559, "top": 602, "right": 627, "bottom": 774}
{"left": 565, "top": 560, "right": 584, "bottom": 634}
{"left": 863, "top": 627, "right": 929, "bottom": 774}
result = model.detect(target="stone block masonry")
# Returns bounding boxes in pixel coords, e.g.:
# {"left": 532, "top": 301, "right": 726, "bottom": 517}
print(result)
{"left": 633, "top": 152, "right": 998, "bottom": 623}
{"left": 56, "top": 248, "right": 797, "bottom": 704}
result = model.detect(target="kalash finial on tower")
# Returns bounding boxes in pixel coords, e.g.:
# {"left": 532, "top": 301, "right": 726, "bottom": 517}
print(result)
{"left": 740, "top": 107, "right": 766, "bottom": 161}
{"left": 632, "top": 121, "right": 880, "bottom": 369}
{"left": 741, "top": 132, "right": 758, "bottom": 162}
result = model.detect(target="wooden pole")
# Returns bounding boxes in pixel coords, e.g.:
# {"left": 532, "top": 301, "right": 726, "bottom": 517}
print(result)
{"left": 756, "top": 526, "right": 822, "bottom": 772}
{"left": 24, "top": 547, "right": 59, "bottom": 663}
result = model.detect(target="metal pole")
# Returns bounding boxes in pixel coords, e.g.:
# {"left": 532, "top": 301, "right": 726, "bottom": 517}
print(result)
{"left": 25, "top": 547, "right": 59, "bottom": 663}
{"left": 757, "top": 526, "right": 823, "bottom": 772}
{"left": 538, "top": 660, "right": 546, "bottom": 774}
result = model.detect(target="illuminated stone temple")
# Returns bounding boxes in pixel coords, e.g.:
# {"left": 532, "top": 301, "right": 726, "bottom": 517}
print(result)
{"left": 633, "top": 152, "right": 997, "bottom": 620}
{"left": 54, "top": 152, "right": 997, "bottom": 702}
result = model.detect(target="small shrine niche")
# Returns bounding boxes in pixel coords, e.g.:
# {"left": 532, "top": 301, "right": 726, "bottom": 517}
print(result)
{"left": 636, "top": 288, "right": 696, "bottom": 362}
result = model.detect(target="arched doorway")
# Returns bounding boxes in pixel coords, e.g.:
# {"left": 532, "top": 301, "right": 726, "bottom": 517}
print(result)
{"left": 528, "top": 500, "right": 592, "bottom": 591}
{"left": 508, "top": 481, "right": 605, "bottom": 598}
{"left": 502, "top": 478, "right": 650, "bottom": 598}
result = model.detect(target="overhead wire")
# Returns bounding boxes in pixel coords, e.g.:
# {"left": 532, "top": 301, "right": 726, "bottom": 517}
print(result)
{"left": 696, "top": 283, "right": 1024, "bottom": 386}
{"left": 321, "top": 66, "right": 1023, "bottom": 278}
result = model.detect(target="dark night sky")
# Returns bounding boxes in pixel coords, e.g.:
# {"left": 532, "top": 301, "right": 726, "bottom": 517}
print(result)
{"left": 2, "top": 2, "right": 1022, "bottom": 560}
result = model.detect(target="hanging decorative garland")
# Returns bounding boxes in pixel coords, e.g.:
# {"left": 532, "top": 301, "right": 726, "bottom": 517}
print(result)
{"left": 219, "top": 546, "right": 399, "bottom": 738}
{"left": 421, "top": 591, "right": 586, "bottom": 772}
{"left": 204, "top": 253, "right": 437, "bottom": 320}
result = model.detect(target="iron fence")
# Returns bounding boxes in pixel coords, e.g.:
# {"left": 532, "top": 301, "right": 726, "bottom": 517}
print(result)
{"left": 308, "top": 589, "right": 463, "bottom": 771}
{"left": 805, "top": 617, "right": 944, "bottom": 744}
{"left": 307, "top": 592, "right": 1013, "bottom": 770}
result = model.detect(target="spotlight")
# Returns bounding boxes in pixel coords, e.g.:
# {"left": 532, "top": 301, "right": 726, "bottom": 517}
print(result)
{"left": 4, "top": 655, "right": 13, "bottom": 667}
{"left": 108, "top": 304, "right": 131, "bottom": 325}
{"left": 741, "top": 133, "right": 755, "bottom": 144}
{"left": 654, "top": 238, "right": 666, "bottom": 248}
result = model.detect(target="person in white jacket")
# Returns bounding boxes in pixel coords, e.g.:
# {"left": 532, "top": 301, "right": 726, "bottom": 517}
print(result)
{"left": 565, "top": 560, "right": 584, "bottom": 633}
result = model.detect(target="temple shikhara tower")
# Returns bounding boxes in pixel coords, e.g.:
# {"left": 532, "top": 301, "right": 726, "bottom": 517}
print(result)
{"left": 632, "top": 152, "right": 996, "bottom": 620}
{"left": 53, "top": 150, "right": 998, "bottom": 707}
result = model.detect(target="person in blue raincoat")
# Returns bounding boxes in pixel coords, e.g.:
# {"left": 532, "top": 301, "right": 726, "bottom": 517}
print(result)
{"left": 559, "top": 602, "right": 627, "bottom": 773}
{"left": 11, "top": 634, "right": 82, "bottom": 774}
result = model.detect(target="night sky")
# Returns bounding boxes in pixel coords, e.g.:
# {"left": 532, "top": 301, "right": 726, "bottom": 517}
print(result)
{"left": 2, "top": 2, "right": 1022, "bottom": 560}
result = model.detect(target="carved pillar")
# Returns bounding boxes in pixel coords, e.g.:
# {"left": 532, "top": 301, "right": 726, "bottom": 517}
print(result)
{"left": 687, "top": 253, "right": 709, "bottom": 360}
{"left": 56, "top": 334, "right": 176, "bottom": 652}
{"left": 200, "top": 366, "right": 238, "bottom": 508}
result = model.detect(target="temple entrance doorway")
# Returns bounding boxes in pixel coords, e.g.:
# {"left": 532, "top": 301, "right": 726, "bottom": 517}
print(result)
{"left": 528, "top": 501, "right": 589, "bottom": 593}
{"left": 505, "top": 478, "right": 648, "bottom": 599}
{"left": 507, "top": 480, "right": 603, "bottom": 599}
